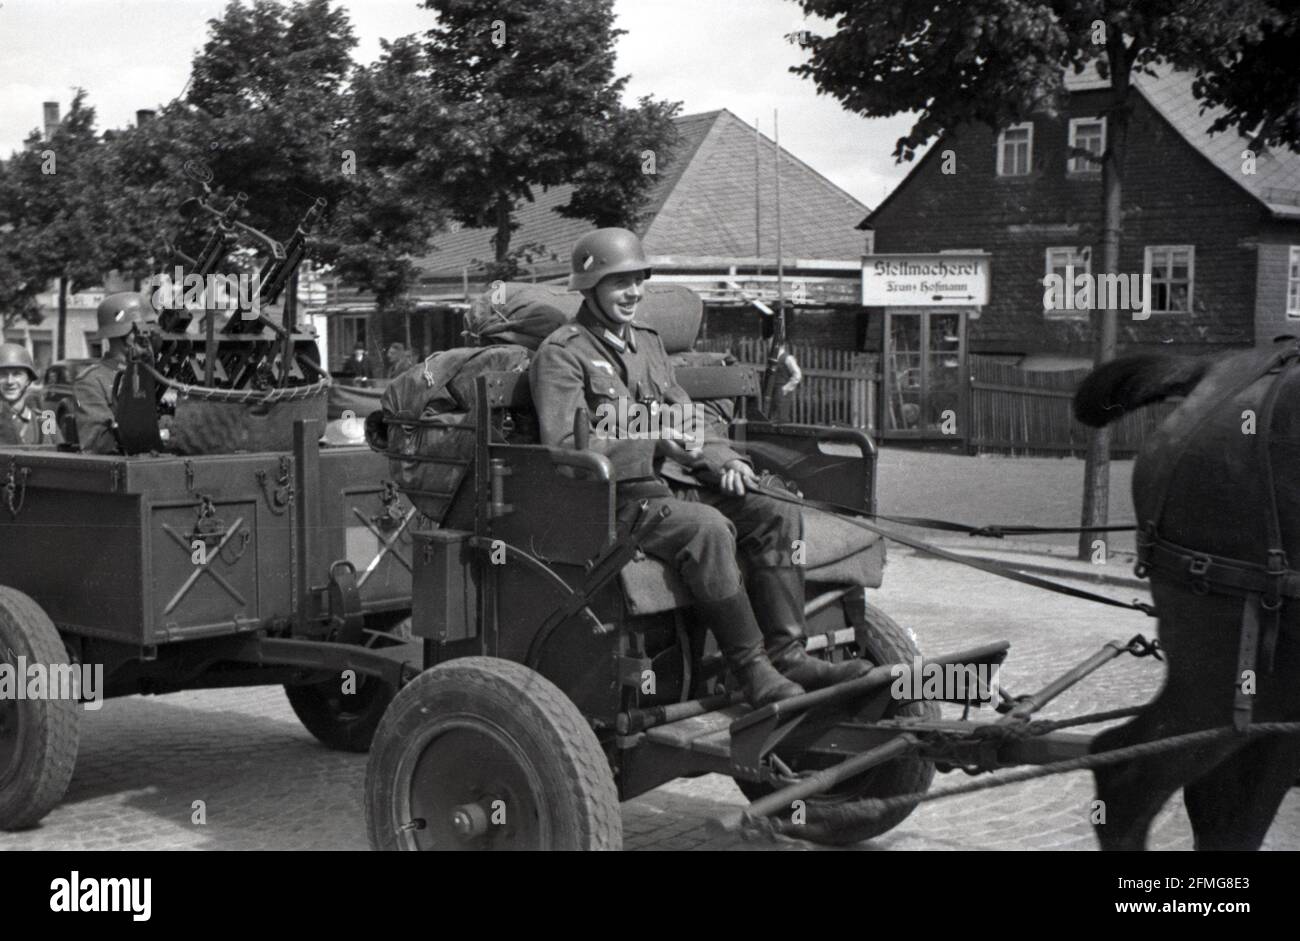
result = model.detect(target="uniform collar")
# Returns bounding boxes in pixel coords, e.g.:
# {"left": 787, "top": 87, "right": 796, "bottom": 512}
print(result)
{"left": 1, "top": 399, "right": 32, "bottom": 422}
{"left": 576, "top": 303, "right": 638, "bottom": 354}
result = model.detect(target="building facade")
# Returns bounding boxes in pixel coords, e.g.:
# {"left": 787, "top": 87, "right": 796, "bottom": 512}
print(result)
{"left": 860, "top": 66, "right": 1300, "bottom": 450}
{"left": 864, "top": 67, "right": 1300, "bottom": 364}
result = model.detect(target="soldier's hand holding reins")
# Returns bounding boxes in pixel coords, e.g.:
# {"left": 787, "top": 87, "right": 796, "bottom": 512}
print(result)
{"left": 655, "top": 427, "right": 707, "bottom": 470}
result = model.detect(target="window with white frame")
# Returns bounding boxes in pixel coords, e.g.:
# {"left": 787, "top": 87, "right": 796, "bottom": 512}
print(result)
{"left": 1068, "top": 117, "right": 1106, "bottom": 173}
{"left": 1044, "top": 246, "right": 1092, "bottom": 315}
{"left": 997, "top": 123, "right": 1033, "bottom": 176}
{"left": 1288, "top": 246, "right": 1300, "bottom": 318}
{"left": 1144, "top": 246, "right": 1195, "bottom": 314}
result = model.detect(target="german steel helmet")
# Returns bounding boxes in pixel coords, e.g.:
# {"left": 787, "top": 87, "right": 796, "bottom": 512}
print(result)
{"left": 91, "top": 292, "right": 158, "bottom": 340}
{"left": 569, "top": 228, "right": 652, "bottom": 291}
{"left": 0, "top": 342, "right": 36, "bottom": 380}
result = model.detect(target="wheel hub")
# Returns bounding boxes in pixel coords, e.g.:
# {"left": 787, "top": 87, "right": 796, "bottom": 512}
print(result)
{"left": 449, "top": 802, "right": 490, "bottom": 841}
{"left": 399, "top": 720, "right": 546, "bottom": 850}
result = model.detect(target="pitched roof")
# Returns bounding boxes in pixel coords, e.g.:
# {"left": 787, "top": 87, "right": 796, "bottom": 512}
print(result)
{"left": 866, "top": 63, "right": 1300, "bottom": 227}
{"left": 1131, "top": 65, "right": 1300, "bottom": 219}
{"left": 413, "top": 109, "right": 869, "bottom": 281}
{"left": 642, "top": 110, "right": 868, "bottom": 259}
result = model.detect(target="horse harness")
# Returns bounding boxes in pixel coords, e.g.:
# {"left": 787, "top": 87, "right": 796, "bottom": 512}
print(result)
{"left": 1134, "top": 343, "right": 1300, "bottom": 731}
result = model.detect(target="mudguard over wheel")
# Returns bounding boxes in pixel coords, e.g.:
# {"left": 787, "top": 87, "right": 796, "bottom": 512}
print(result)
{"left": 735, "top": 599, "right": 937, "bottom": 845}
{"left": 365, "top": 656, "right": 622, "bottom": 850}
{"left": 0, "top": 587, "right": 80, "bottom": 830}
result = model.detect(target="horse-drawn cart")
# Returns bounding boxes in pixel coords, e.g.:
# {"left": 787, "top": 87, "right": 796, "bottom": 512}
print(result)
{"left": 358, "top": 346, "right": 1203, "bottom": 851}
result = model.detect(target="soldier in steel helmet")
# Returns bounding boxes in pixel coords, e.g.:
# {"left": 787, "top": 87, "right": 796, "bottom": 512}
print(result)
{"left": 0, "top": 343, "right": 57, "bottom": 445}
{"left": 530, "top": 228, "right": 871, "bottom": 709}
{"left": 73, "top": 292, "right": 160, "bottom": 454}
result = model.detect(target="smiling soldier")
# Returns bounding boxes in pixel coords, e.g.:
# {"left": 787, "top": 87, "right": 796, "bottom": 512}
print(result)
{"left": 0, "top": 343, "right": 56, "bottom": 445}
{"left": 530, "top": 228, "right": 871, "bottom": 708}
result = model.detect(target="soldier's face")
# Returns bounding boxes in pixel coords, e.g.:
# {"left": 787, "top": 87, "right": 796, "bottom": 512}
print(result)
{"left": 0, "top": 368, "right": 30, "bottom": 404}
{"left": 591, "top": 272, "right": 644, "bottom": 325}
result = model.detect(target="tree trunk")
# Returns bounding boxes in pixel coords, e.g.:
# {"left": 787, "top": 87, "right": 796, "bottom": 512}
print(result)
{"left": 1077, "top": 38, "right": 1132, "bottom": 560}
{"left": 56, "top": 274, "right": 68, "bottom": 361}
{"left": 492, "top": 195, "right": 512, "bottom": 267}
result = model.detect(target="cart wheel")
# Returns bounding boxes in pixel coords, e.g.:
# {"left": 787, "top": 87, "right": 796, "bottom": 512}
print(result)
{"left": 0, "top": 587, "right": 80, "bottom": 830}
{"left": 734, "top": 599, "right": 937, "bottom": 845}
{"left": 365, "top": 657, "right": 622, "bottom": 851}
{"left": 284, "top": 673, "right": 394, "bottom": 753}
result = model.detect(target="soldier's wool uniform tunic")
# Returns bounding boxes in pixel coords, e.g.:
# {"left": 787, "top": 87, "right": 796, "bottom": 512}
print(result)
{"left": 73, "top": 353, "right": 127, "bottom": 455}
{"left": 531, "top": 304, "right": 802, "bottom": 602}
{"left": 0, "top": 397, "right": 57, "bottom": 445}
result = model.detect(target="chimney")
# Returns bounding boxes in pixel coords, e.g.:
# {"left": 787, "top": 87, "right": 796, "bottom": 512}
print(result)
{"left": 136, "top": 109, "right": 155, "bottom": 126}
{"left": 42, "top": 101, "right": 59, "bottom": 140}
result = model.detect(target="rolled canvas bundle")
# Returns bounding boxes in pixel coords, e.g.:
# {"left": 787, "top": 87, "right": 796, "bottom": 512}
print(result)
{"left": 370, "top": 345, "right": 534, "bottom": 523}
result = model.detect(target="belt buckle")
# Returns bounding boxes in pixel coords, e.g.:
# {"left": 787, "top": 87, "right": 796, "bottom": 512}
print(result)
{"left": 1188, "top": 555, "right": 1210, "bottom": 576}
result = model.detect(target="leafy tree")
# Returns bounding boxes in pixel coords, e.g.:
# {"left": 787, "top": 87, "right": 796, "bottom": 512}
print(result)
{"left": 0, "top": 91, "right": 116, "bottom": 355}
{"left": 790, "top": 0, "right": 1291, "bottom": 558}
{"left": 1191, "top": 1, "right": 1300, "bottom": 150}
{"left": 415, "top": 0, "right": 680, "bottom": 278}
{"left": 327, "top": 35, "right": 450, "bottom": 309}
{"left": 95, "top": 0, "right": 454, "bottom": 320}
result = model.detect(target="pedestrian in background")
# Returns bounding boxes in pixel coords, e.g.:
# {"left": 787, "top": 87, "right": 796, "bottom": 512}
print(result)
{"left": 386, "top": 342, "right": 415, "bottom": 378}
{"left": 342, "top": 342, "right": 375, "bottom": 384}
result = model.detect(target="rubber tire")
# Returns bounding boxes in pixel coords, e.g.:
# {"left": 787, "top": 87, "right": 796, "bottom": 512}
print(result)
{"left": 734, "top": 599, "right": 937, "bottom": 845}
{"left": 0, "top": 587, "right": 80, "bottom": 831}
{"left": 365, "top": 657, "right": 622, "bottom": 851}
{"left": 284, "top": 672, "right": 395, "bottom": 753}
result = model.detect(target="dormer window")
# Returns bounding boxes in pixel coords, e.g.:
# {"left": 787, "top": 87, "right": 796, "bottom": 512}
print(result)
{"left": 1068, "top": 117, "right": 1106, "bottom": 174}
{"left": 997, "top": 123, "right": 1033, "bottom": 176}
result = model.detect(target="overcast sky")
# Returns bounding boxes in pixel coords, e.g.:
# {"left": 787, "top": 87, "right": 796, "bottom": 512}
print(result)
{"left": 0, "top": 0, "right": 922, "bottom": 208}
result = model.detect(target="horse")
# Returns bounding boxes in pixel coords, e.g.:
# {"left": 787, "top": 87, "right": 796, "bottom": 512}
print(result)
{"left": 1073, "top": 342, "right": 1300, "bottom": 850}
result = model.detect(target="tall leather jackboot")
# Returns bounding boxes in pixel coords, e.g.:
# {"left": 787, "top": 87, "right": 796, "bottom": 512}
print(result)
{"left": 749, "top": 567, "right": 873, "bottom": 690}
{"left": 694, "top": 591, "right": 804, "bottom": 708}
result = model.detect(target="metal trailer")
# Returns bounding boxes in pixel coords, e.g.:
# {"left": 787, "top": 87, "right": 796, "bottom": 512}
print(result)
{"left": 0, "top": 429, "right": 419, "bottom": 829}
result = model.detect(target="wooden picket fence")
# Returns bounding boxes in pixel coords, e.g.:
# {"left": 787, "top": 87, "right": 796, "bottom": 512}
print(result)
{"left": 695, "top": 337, "right": 877, "bottom": 430}
{"left": 969, "top": 357, "right": 1173, "bottom": 456}
{"left": 695, "top": 338, "right": 1175, "bottom": 456}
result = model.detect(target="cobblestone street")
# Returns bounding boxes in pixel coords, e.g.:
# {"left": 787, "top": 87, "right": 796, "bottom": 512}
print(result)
{"left": 5, "top": 546, "right": 1299, "bottom": 852}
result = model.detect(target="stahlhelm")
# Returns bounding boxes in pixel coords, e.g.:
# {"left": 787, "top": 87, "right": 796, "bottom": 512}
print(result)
{"left": 568, "top": 228, "right": 652, "bottom": 291}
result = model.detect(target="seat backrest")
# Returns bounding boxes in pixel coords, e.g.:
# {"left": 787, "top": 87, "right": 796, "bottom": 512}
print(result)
{"left": 479, "top": 365, "right": 761, "bottom": 414}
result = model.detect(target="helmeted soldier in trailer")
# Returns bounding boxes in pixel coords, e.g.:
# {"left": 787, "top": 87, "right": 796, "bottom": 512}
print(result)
{"left": 74, "top": 292, "right": 160, "bottom": 454}
{"left": 530, "top": 227, "right": 872, "bottom": 708}
{"left": 0, "top": 343, "right": 57, "bottom": 445}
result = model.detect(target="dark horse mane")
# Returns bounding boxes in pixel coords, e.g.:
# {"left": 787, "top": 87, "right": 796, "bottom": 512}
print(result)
{"left": 1067, "top": 343, "right": 1300, "bottom": 851}
{"left": 1072, "top": 354, "right": 1213, "bottom": 428}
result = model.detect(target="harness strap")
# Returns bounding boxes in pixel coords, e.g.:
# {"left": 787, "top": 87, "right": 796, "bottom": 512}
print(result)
{"left": 1136, "top": 532, "right": 1300, "bottom": 600}
{"left": 1237, "top": 597, "right": 1263, "bottom": 732}
{"left": 1254, "top": 357, "right": 1292, "bottom": 673}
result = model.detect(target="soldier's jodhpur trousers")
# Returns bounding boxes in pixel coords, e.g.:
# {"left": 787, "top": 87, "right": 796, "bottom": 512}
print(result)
{"left": 614, "top": 485, "right": 808, "bottom": 657}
